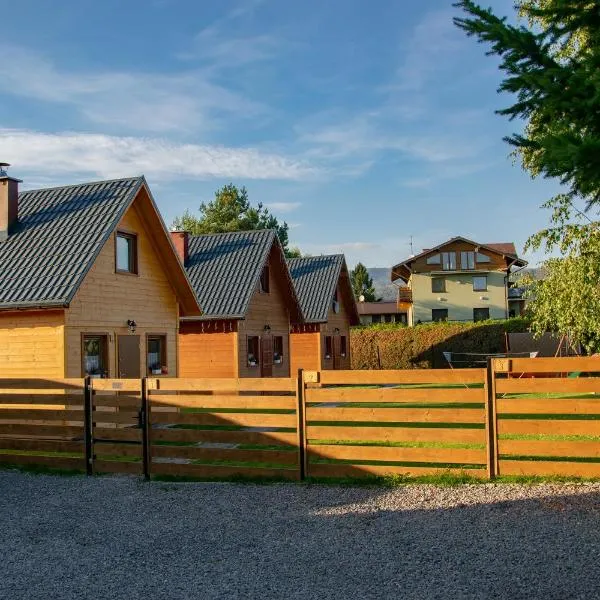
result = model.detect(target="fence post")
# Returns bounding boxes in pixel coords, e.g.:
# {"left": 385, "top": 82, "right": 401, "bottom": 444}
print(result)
{"left": 296, "top": 369, "right": 307, "bottom": 481}
{"left": 83, "top": 375, "right": 93, "bottom": 476}
{"left": 485, "top": 358, "right": 498, "bottom": 479}
{"left": 141, "top": 377, "right": 151, "bottom": 481}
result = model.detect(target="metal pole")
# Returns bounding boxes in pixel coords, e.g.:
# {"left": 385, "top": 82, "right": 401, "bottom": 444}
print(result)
{"left": 83, "top": 375, "right": 93, "bottom": 476}
{"left": 141, "top": 378, "right": 150, "bottom": 481}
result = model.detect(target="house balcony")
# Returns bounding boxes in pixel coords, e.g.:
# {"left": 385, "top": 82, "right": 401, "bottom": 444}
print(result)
{"left": 397, "top": 286, "right": 412, "bottom": 309}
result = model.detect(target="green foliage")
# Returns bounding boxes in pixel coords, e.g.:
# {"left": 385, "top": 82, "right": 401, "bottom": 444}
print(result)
{"left": 350, "top": 318, "right": 530, "bottom": 369}
{"left": 350, "top": 262, "right": 377, "bottom": 302}
{"left": 172, "top": 183, "right": 300, "bottom": 258}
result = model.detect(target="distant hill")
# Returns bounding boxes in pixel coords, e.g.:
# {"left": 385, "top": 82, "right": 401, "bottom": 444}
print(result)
{"left": 367, "top": 268, "right": 397, "bottom": 302}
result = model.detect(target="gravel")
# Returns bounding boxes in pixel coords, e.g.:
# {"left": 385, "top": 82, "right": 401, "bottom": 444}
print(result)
{"left": 1, "top": 471, "right": 599, "bottom": 600}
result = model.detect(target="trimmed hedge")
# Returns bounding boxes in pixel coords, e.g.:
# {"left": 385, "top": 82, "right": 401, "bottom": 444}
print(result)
{"left": 350, "top": 318, "right": 530, "bottom": 370}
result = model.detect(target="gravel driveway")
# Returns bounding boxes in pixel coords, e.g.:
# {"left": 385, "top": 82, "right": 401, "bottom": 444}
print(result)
{"left": 1, "top": 471, "right": 599, "bottom": 600}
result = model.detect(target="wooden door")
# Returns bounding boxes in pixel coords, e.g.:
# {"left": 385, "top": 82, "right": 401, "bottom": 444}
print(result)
{"left": 117, "top": 335, "right": 141, "bottom": 378}
{"left": 333, "top": 335, "right": 342, "bottom": 370}
{"left": 261, "top": 334, "right": 273, "bottom": 378}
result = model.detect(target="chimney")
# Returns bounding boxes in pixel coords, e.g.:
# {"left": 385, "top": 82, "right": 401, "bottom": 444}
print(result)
{"left": 170, "top": 230, "right": 189, "bottom": 265}
{"left": 0, "top": 163, "right": 21, "bottom": 242}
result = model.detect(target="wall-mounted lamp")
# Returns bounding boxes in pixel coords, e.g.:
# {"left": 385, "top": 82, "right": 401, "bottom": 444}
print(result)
{"left": 263, "top": 324, "right": 271, "bottom": 333}
{"left": 127, "top": 319, "right": 137, "bottom": 334}
{"left": 334, "top": 327, "right": 340, "bottom": 334}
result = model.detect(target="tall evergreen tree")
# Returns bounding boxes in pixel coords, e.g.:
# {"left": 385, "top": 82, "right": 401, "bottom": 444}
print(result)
{"left": 350, "top": 262, "right": 377, "bottom": 302}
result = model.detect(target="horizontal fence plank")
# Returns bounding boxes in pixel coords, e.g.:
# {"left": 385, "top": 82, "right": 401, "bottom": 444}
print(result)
{"left": 317, "top": 369, "right": 486, "bottom": 386}
{"left": 497, "top": 420, "right": 600, "bottom": 436}
{"left": 92, "top": 412, "right": 140, "bottom": 425}
{"left": 151, "top": 445, "right": 298, "bottom": 465}
{"left": 92, "top": 379, "right": 142, "bottom": 392}
{"left": 150, "top": 412, "right": 296, "bottom": 428}
{"left": 151, "top": 428, "right": 297, "bottom": 446}
{"left": 0, "top": 453, "right": 84, "bottom": 470}
{"left": 500, "top": 357, "right": 600, "bottom": 374}
{"left": 0, "top": 409, "right": 84, "bottom": 422}
{"left": 150, "top": 395, "right": 296, "bottom": 410}
{"left": 308, "top": 463, "right": 486, "bottom": 479}
{"left": 0, "top": 438, "right": 84, "bottom": 453}
{"left": 305, "top": 387, "right": 484, "bottom": 404}
{"left": 307, "top": 425, "right": 485, "bottom": 444}
{"left": 92, "top": 395, "right": 141, "bottom": 408}
{"left": 497, "top": 398, "right": 600, "bottom": 415}
{"left": 499, "top": 459, "right": 600, "bottom": 478}
{"left": 496, "top": 378, "right": 600, "bottom": 395}
{"left": 498, "top": 439, "right": 600, "bottom": 458}
{"left": 94, "top": 460, "right": 142, "bottom": 474}
{"left": 0, "top": 424, "right": 82, "bottom": 438}
{"left": 155, "top": 378, "right": 296, "bottom": 393}
{"left": 0, "top": 379, "right": 84, "bottom": 390}
{"left": 0, "top": 394, "right": 84, "bottom": 405}
{"left": 92, "top": 427, "right": 141, "bottom": 442}
{"left": 306, "top": 407, "right": 484, "bottom": 424}
{"left": 94, "top": 443, "right": 143, "bottom": 458}
{"left": 150, "top": 462, "right": 298, "bottom": 480}
{"left": 307, "top": 445, "right": 486, "bottom": 464}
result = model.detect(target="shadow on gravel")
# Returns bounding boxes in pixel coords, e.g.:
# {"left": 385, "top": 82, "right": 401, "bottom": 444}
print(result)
{"left": 0, "top": 472, "right": 599, "bottom": 600}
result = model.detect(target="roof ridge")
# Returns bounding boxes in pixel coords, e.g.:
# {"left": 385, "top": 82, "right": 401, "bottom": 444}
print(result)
{"left": 19, "top": 175, "right": 144, "bottom": 196}
{"left": 188, "top": 229, "right": 277, "bottom": 240}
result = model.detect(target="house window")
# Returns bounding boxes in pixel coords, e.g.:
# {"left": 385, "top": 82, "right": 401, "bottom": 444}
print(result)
{"left": 82, "top": 334, "right": 108, "bottom": 378}
{"left": 116, "top": 232, "right": 138, "bottom": 274}
{"left": 332, "top": 287, "right": 339, "bottom": 312}
{"left": 431, "top": 278, "right": 446, "bottom": 293}
{"left": 473, "top": 308, "right": 490, "bottom": 322}
{"left": 432, "top": 309, "right": 448, "bottom": 322}
{"left": 473, "top": 276, "right": 487, "bottom": 291}
{"left": 259, "top": 265, "right": 270, "bottom": 293}
{"left": 340, "top": 336, "right": 347, "bottom": 358}
{"left": 476, "top": 252, "right": 491, "bottom": 263}
{"left": 147, "top": 335, "right": 167, "bottom": 375}
{"left": 384, "top": 314, "right": 392, "bottom": 323}
{"left": 426, "top": 254, "right": 441, "bottom": 265}
{"left": 371, "top": 314, "right": 382, "bottom": 323}
{"left": 461, "top": 251, "right": 475, "bottom": 270}
{"left": 273, "top": 336, "right": 284, "bottom": 365}
{"left": 247, "top": 336, "right": 260, "bottom": 367}
{"left": 442, "top": 252, "right": 456, "bottom": 271}
{"left": 324, "top": 336, "right": 333, "bottom": 360}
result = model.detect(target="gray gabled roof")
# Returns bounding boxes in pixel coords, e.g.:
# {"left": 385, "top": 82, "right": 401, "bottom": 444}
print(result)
{"left": 288, "top": 254, "right": 359, "bottom": 325}
{"left": 0, "top": 176, "right": 144, "bottom": 309}
{"left": 185, "top": 229, "right": 300, "bottom": 320}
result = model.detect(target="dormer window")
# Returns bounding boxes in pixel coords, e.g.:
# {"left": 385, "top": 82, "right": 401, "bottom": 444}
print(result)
{"left": 259, "top": 265, "right": 270, "bottom": 293}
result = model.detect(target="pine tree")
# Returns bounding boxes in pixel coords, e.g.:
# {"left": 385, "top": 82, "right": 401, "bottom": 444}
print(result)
{"left": 350, "top": 262, "right": 377, "bottom": 302}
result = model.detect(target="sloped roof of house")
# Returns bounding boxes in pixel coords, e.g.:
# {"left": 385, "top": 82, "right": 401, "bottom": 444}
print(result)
{"left": 0, "top": 176, "right": 201, "bottom": 314}
{"left": 287, "top": 254, "right": 359, "bottom": 325}
{"left": 183, "top": 229, "right": 302, "bottom": 321}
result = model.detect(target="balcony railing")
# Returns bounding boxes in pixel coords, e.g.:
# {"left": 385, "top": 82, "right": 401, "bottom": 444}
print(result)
{"left": 397, "top": 287, "right": 412, "bottom": 306}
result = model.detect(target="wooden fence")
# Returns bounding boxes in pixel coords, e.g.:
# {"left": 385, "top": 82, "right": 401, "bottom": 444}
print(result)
{"left": 0, "top": 357, "right": 598, "bottom": 481}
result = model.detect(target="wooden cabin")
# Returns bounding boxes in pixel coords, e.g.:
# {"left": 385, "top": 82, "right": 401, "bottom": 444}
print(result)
{"left": 175, "top": 230, "right": 303, "bottom": 378}
{"left": 0, "top": 170, "right": 201, "bottom": 378}
{"left": 288, "top": 255, "right": 359, "bottom": 373}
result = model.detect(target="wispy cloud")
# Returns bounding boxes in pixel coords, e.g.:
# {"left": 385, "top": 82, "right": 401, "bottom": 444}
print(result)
{"left": 264, "top": 201, "right": 302, "bottom": 213}
{"left": 2, "top": 129, "right": 316, "bottom": 184}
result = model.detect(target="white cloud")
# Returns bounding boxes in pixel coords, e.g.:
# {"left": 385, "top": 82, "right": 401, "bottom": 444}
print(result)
{"left": 264, "top": 201, "right": 301, "bottom": 213}
{"left": 1, "top": 129, "right": 316, "bottom": 183}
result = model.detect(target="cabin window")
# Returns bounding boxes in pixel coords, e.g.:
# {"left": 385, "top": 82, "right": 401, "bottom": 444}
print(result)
{"left": 473, "top": 276, "right": 487, "bottom": 291}
{"left": 473, "top": 308, "right": 490, "bottom": 322}
{"left": 371, "top": 315, "right": 382, "bottom": 324}
{"left": 340, "top": 336, "right": 347, "bottom": 358}
{"left": 147, "top": 335, "right": 167, "bottom": 375}
{"left": 247, "top": 336, "right": 260, "bottom": 367}
{"left": 476, "top": 252, "right": 491, "bottom": 263}
{"left": 332, "top": 287, "right": 340, "bottom": 313}
{"left": 431, "top": 278, "right": 446, "bottom": 293}
{"left": 116, "top": 231, "right": 138, "bottom": 274}
{"left": 82, "top": 334, "right": 109, "bottom": 378}
{"left": 426, "top": 254, "right": 441, "bottom": 265}
{"left": 432, "top": 309, "right": 448, "bottom": 322}
{"left": 324, "top": 336, "right": 333, "bottom": 360}
{"left": 273, "top": 336, "right": 284, "bottom": 364}
{"left": 259, "top": 265, "right": 270, "bottom": 293}
{"left": 461, "top": 251, "right": 475, "bottom": 270}
{"left": 442, "top": 252, "right": 456, "bottom": 271}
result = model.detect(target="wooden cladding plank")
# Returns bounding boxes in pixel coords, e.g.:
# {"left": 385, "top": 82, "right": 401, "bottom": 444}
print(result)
{"left": 497, "top": 398, "right": 600, "bottom": 415}
{"left": 151, "top": 428, "right": 296, "bottom": 446}
{"left": 92, "top": 427, "right": 142, "bottom": 442}
{"left": 308, "top": 463, "right": 486, "bottom": 479}
{"left": 92, "top": 395, "right": 141, "bottom": 408}
{"left": 497, "top": 420, "right": 600, "bottom": 436}
{"left": 150, "top": 412, "right": 296, "bottom": 428}
{"left": 306, "top": 407, "right": 485, "bottom": 424}
{"left": 496, "top": 378, "right": 600, "bottom": 394}
{"left": 94, "top": 460, "right": 142, "bottom": 474}
{"left": 498, "top": 439, "right": 600, "bottom": 458}
{"left": 150, "top": 462, "right": 298, "bottom": 480}
{"left": 499, "top": 459, "right": 600, "bottom": 478}
{"left": 305, "top": 387, "right": 484, "bottom": 404}
{"left": 151, "top": 445, "right": 298, "bottom": 465}
{"left": 307, "top": 425, "right": 485, "bottom": 444}
{"left": 0, "top": 439, "right": 84, "bottom": 453}
{"left": 0, "top": 379, "right": 84, "bottom": 390}
{"left": 94, "top": 443, "right": 143, "bottom": 458}
{"left": 0, "top": 394, "right": 84, "bottom": 405}
{"left": 0, "top": 453, "right": 84, "bottom": 470}
{"left": 307, "top": 445, "right": 486, "bottom": 464}
{"left": 317, "top": 369, "right": 485, "bottom": 386}
{"left": 91, "top": 379, "right": 142, "bottom": 392}
{"left": 155, "top": 378, "right": 296, "bottom": 393}
{"left": 0, "top": 424, "right": 83, "bottom": 438}
{"left": 149, "top": 394, "right": 296, "bottom": 410}
{"left": 502, "top": 357, "right": 600, "bottom": 374}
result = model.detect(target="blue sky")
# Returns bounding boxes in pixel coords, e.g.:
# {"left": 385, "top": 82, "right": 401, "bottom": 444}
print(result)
{"left": 0, "top": 0, "right": 560, "bottom": 267}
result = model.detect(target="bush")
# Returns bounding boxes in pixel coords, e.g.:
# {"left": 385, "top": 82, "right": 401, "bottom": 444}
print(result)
{"left": 350, "top": 318, "right": 530, "bottom": 369}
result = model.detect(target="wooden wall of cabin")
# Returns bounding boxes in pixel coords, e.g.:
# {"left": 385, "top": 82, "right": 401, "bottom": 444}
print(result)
{"left": 64, "top": 196, "right": 180, "bottom": 378}
{"left": 0, "top": 310, "right": 65, "bottom": 377}
{"left": 320, "top": 280, "right": 352, "bottom": 371}
{"left": 289, "top": 327, "right": 321, "bottom": 375}
{"left": 178, "top": 321, "right": 238, "bottom": 378}
{"left": 238, "top": 248, "right": 291, "bottom": 378}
